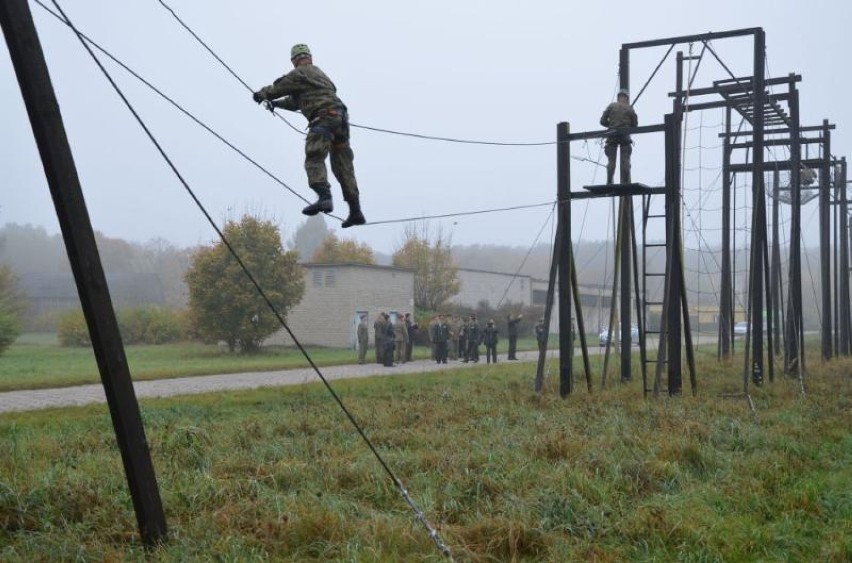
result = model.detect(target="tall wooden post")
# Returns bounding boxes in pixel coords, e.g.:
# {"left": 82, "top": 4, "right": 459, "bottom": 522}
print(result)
{"left": 820, "top": 119, "right": 833, "bottom": 361}
{"left": 719, "top": 106, "right": 734, "bottom": 359}
{"left": 785, "top": 84, "right": 804, "bottom": 375}
{"left": 619, "top": 47, "right": 633, "bottom": 383}
{"left": 749, "top": 29, "right": 767, "bottom": 385}
{"left": 839, "top": 158, "right": 850, "bottom": 355}
{"left": 0, "top": 0, "right": 167, "bottom": 546}
{"left": 557, "top": 122, "right": 573, "bottom": 397}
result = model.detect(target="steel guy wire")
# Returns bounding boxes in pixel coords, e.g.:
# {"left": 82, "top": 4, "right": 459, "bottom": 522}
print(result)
{"left": 51, "top": 1, "right": 454, "bottom": 558}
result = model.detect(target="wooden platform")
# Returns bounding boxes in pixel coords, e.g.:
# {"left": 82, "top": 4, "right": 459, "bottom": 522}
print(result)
{"left": 571, "top": 183, "right": 666, "bottom": 199}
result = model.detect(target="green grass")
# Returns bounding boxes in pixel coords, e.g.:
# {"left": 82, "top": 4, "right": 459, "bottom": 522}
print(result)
{"left": 0, "top": 356, "right": 850, "bottom": 561}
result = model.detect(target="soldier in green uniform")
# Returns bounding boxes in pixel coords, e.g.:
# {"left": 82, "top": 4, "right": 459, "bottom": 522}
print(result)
{"left": 466, "top": 314, "right": 481, "bottom": 363}
{"left": 357, "top": 314, "right": 369, "bottom": 364}
{"left": 600, "top": 88, "right": 638, "bottom": 185}
{"left": 483, "top": 319, "right": 499, "bottom": 364}
{"left": 535, "top": 318, "right": 547, "bottom": 353}
{"left": 373, "top": 312, "right": 386, "bottom": 364}
{"left": 253, "top": 44, "right": 366, "bottom": 228}
{"left": 431, "top": 314, "right": 450, "bottom": 364}
{"left": 449, "top": 315, "right": 460, "bottom": 360}
{"left": 459, "top": 316, "right": 469, "bottom": 362}
{"left": 394, "top": 313, "right": 409, "bottom": 364}
{"left": 506, "top": 313, "right": 522, "bottom": 360}
{"left": 383, "top": 315, "right": 396, "bottom": 367}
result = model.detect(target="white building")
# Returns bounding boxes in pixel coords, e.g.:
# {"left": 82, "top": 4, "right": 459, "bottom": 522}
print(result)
{"left": 268, "top": 263, "right": 414, "bottom": 349}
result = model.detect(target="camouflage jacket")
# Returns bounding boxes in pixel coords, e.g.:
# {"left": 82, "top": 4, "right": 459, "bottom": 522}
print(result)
{"left": 394, "top": 321, "right": 408, "bottom": 343}
{"left": 600, "top": 101, "right": 638, "bottom": 130}
{"left": 258, "top": 64, "right": 345, "bottom": 121}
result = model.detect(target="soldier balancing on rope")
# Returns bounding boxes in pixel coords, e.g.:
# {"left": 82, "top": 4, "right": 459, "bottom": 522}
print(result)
{"left": 253, "top": 44, "right": 366, "bottom": 228}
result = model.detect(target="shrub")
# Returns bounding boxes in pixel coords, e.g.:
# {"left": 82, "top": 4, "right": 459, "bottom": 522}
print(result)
{"left": 0, "top": 305, "right": 20, "bottom": 354}
{"left": 56, "top": 309, "right": 91, "bottom": 347}
{"left": 58, "top": 306, "right": 185, "bottom": 346}
{"left": 142, "top": 307, "right": 184, "bottom": 344}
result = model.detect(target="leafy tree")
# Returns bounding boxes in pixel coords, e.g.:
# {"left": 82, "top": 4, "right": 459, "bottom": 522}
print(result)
{"left": 310, "top": 232, "right": 375, "bottom": 264}
{"left": 288, "top": 215, "right": 330, "bottom": 261}
{"left": 185, "top": 215, "right": 304, "bottom": 353}
{"left": 392, "top": 223, "right": 460, "bottom": 311}
{"left": 0, "top": 265, "right": 23, "bottom": 354}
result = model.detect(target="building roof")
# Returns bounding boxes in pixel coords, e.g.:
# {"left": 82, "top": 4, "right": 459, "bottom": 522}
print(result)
{"left": 456, "top": 266, "right": 534, "bottom": 279}
{"left": 301, "top": 262, "right": 415, "bottom": 273}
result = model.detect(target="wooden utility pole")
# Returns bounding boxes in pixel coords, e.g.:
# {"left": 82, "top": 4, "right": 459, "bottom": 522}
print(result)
{"left": 0, "top": 0, "right": 167, "bottom": 546}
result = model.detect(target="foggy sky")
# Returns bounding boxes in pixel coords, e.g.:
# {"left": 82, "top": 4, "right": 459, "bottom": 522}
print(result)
{"left": 2, "top": 0, "right": 849, "bottom": 256}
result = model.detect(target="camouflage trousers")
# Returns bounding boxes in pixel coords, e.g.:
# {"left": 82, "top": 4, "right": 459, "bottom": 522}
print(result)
{"left": 305, "top": 108, "right": 359, "bottom": 202}
{"left": 604, "top": 134, "right": 632, "bottom": 185}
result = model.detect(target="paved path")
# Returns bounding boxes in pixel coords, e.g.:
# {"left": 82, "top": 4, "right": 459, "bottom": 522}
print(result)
{"left": 0, "top": 350, "right": 549, "bottom": 414}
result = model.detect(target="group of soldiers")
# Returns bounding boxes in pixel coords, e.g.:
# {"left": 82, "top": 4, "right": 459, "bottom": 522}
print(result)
{"left": 427, "top": 313, "right": 528, "bottom": 365}
{"left": 356, "top": 311, "right": 551, "bottom": 367}
{"left": 357, "top": 312, "right": 418, "bottom": 367}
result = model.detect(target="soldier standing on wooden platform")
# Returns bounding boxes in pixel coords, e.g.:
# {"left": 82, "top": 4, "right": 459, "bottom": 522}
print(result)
{"left": 600, "top": 88, "right": 638, "bottom": 185}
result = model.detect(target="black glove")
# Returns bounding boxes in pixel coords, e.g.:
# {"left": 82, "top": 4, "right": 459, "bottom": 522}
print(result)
{"left": 252, "top": 91, "right": 263, "bottom": 104}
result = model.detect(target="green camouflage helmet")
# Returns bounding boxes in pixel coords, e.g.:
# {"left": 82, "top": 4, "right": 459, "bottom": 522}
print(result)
{"left": 290, "top": 43, "right": 311, "bottom": 60}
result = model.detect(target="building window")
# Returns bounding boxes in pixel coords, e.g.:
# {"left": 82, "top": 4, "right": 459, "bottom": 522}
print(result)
{"left": 312, "top": 270, "right": 322, "bottom": 288}
{"left": 325, "top": 269, "right": 336, "bottom": 287}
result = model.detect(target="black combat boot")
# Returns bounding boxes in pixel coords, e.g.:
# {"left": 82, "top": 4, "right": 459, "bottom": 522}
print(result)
{"left": 341, "top": 197, "right": 366, "bottom": 228}
{"left": 302, "top": 185, "right": 333, "bottom": 216}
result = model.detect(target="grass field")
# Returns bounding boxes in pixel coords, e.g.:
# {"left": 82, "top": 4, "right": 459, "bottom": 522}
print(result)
{"left": 0, "top": 355, "right": 849, "bottom": 561}
{"left": 0, "top": 334, "right": 539, "bottom": 392}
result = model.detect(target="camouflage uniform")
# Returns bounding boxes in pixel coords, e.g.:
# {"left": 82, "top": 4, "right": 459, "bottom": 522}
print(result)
{"left": 374, "top": 314, "right": 386, "bottom": 364}
{"left": 257, "top": 64, "right": 359, "bottom": 204}
{"left": 449, "top": 317, "right": 460, "bottom": 360}
{"left": 458, "top": 319, "right": 469, "bottom": 362}
{"left": 466, "top": 317, "right": 481, "bottom": 363}
{"left": 599, "top": 100, "right": 638, "bottom": 185}
{"left": 394, "top": 317, "right": 408, "bottom": 363}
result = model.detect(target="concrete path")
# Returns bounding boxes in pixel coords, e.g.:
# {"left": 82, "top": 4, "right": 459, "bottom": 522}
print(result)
{"left": 0, "top": 350, "right": 550, "bottom": 414}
